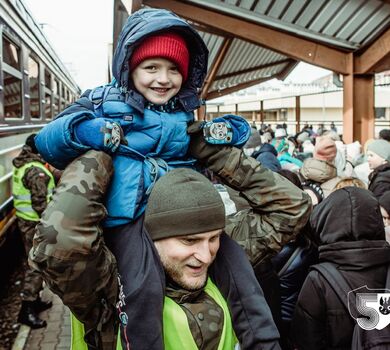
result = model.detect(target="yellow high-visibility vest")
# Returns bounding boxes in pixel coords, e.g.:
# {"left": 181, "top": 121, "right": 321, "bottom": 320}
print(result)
{"left": 12, "top": 161, "right": 55, "bottom": 221}
{"left": 71, "top": 278, "right": 237, "bottom": 349}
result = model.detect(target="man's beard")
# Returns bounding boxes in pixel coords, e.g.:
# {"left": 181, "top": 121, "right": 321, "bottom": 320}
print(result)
{"left": 161, "top": 257, "right": 208, "bottom": 291}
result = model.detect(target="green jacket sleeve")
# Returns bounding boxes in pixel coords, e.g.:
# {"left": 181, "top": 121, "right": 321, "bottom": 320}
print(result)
{"left": 23, "top": 166, "right": 50, "bottom": 216}
{"left": 189, "top": 128, "right": 312, "bottom": 266}
{"left": 29, "top": 150, "right": 119, "bottom": 349}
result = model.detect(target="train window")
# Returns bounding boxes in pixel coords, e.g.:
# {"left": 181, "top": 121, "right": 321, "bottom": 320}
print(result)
{"left": 53, "top": 96, "right": 59, "bottom": 115}
{"left": 3, "top": 37, "right": 20, "bottom": 70}
{"left": 44, "top": 93, "right": 51, "bottom": 119}
{"left": 28, "top": 57, "right": 40, "bottom": 119}
{"left": 44, "top": 68, "right": 52, "bottom": 119}
{"left": 44, "top": 69, "right": 51, "bottom": 89}
{"left": 53, "top": 78, "right": 59, "bottom": 95}
{"left": 4, "top": 72, "right": 22, "bottom": 118}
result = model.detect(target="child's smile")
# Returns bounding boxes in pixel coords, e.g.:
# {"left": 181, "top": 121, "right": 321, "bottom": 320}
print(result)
{"left": 131, "top": 58, "right": 183, "bottom": 105}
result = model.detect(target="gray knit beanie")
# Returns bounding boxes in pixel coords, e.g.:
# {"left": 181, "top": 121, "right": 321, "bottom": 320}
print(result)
{"left": 367, "top": 139, "right": 390, "bottom": 162}
{"left": 145, "top": 168, "right": 226, "bottom": 241}
{"left": 244, "top": 129, "right": 262, "bottom": 149}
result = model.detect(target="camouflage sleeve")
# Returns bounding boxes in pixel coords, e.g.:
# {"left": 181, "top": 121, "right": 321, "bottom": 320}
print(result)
{"left": 29, "top": 150, "right": 119, "bottom": 348}
{"left": 189, "top": 126, "right": 312, "bottom": 266}
{"left": 23, "top": 166, "right": 50, "bottom": 216}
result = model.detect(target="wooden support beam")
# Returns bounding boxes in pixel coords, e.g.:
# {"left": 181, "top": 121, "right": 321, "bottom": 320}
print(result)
{"left": 277, "top": 59, "right": 299, "bottom": 80}
{"left": 343, "top": 53, "right": 354, "bottom": 143}
{"left": 260, "top": 100, "right": 264, "bottom": 123}
{"left": 201, "top": 38, "right": 232, "bottom": 99}
{"left": 215, "top": 59, "right": 293, "bottom": 80}
{"left": 195, "top": 103, "right": 206, "bottom": 121}
{"left": 113, "top": 0, "right": 143, "bottom": 51}
{"left": 206, "top": 78, "right": 269, "bottom": 100}
{"left": 190, "top": 22, "right": 232, "bottom": 38}
{"left": 354, "top": 75, "right": 375, "bottom": 144}
{"left": 343, "top": 72, "right": 375, "bottom": 144}
{"left": 354, "top": 27, "right": 390, "bottom": 74}
{"left": 295, "top": 96, "right": 301, "bottom": 135}
{"left": 144, "top": 0, "right": 349, "bottom": 74}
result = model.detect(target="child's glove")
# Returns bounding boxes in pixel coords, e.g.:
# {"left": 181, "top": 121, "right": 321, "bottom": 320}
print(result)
{"left": 74, "top": 118, "right": 128, "bottom": 153}
{"left": 202, "top": 114, "right": 251, "bottom": 147}
{"left": 203, "top": 120, "right": 233, "bottom": 144}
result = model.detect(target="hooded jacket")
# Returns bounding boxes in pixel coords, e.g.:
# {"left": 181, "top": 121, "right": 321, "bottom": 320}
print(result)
{"left": 35, "top": 9, "right": 210, "bottom": 227}
{"left": 369, "top": 162, "right": 390, "bottom": 199}
{"left": 253, "top": 143, "right": 281, "bottom": 172}
{"left": 300, "top": 158, "right": 341, "bottom": 198}
{"left": 292, "top": 187, "right": 390, "bottom": 350}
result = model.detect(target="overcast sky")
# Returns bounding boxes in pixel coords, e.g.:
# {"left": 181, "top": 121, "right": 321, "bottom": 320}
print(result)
{"left": 24, "top": 0, "right": 114, "bottom": 91}
{"left": 24, "top": 0, "right": 330, "bottom": 91}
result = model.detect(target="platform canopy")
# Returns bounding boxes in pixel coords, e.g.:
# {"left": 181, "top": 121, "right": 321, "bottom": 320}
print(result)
{"left": 114, "top": 0, "right": 390, "bottom": 143}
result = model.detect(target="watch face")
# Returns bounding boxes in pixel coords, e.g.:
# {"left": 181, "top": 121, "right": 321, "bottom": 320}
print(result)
{"left": 209, "top": 122, "right": 230, "bottom": 140}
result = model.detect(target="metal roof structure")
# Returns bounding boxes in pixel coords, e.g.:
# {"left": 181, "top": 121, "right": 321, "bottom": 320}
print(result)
{"left": 114, "top": 0, "right": 390, "bottom": 143}
{"left": 188, "top": 0, "right": 390, "bottom": 50}
{"left": 128, "top": 0, "right": 390, "bottom": 101}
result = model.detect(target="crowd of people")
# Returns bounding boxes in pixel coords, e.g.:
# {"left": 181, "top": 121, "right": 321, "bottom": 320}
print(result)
{"left": 11, "top": 6, "right": 390, "bottom": 350}
{"left": 242, "top": 122, "right": 390, "bottom": 348}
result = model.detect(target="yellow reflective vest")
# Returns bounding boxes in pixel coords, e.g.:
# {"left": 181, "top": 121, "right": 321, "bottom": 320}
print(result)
{"left": 12, "top": 161, "right": 55, "bottom": 221}
{"left": 71, "top": 278, "right": 237, "bottom": 349}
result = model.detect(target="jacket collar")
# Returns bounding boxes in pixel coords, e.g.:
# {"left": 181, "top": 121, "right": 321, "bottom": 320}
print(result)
{"left": 124, "top": 88, "right": 201, "bottom": 114}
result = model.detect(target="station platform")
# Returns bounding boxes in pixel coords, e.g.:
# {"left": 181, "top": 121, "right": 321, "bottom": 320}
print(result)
{"left": 13, "top": 288, "right": 71, "bottom": 350}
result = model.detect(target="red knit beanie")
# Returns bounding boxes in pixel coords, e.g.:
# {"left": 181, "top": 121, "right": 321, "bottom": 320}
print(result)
{"left": 314, "top": 136, "right": 337, "bottom": 161}
{"left": 129, "top": 32, "right": 189, "bottom": 81}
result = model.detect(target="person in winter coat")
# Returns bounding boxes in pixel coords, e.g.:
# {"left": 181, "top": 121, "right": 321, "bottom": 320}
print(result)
{"left": 271, "top": 169, "right": 318, "bottom": 350}
{"left": 379, "top": 129, "right": 390, "bottom": 142}
{"left": 35, "top": 9, "right": 250, "bottom": 228}
{"left": 291, "top": 187, "right": 390, "bottom": 350}
{"left": 253, "top": 143, "right": 281, "bottom": 172}
{"left": 299, "top": 136, "right": 340, "bottom": 205}
{"left": 32, "top": 9, "right": 260, "bottom": 350}
{"left": 378, "top": 191, "right": 390, "bottom": 244}
{"left": 272, "top": 137, "right": 302, "bottom": 171}
{"left": 68, "top": 167, "right": 279, "bottom": 349}
{"left": 30, "top": 138, "right": 311, "bottom": 349}
{"left": 367, "top": 139, "right": 390, "bottom": 199}
{"left": 333, "top": 177, "right": 366, "bottom": 191}
{"left": 12, "top": 134, "right": 54, "bottom": 328}
{"left": 243, "top": 127, "right": 262, "bottom": 157}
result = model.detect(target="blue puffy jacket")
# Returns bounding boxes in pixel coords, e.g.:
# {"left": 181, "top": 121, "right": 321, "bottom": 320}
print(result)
{"left": 36, "top": 9, "right": 252, "bottom": 227}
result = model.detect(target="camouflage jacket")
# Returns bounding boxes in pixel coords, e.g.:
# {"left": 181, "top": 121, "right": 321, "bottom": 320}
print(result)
{"left": 13, "top": 145, "right": 52, "bottom": 216}
{"left": 30, "top": 139, "right": 311, "bottom": 348}
{"left": 29, "top": 152, "right": 119, "bottom": 349}
{"left": 189, "top": 124, "right": 312, "bottom": 268}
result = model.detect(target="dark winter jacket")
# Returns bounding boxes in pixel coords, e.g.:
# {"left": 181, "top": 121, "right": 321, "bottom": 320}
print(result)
{"left": 254, "top": 143, "right": 281, "bottom": 172}
{"left": 292, "top": 187, "right": 390, "bottom": 350}
{"left": 271, "top": 230, "right": 318, "bottom": 322}
{"left": 369, "top": 162, "right": 390, "bottom": 199}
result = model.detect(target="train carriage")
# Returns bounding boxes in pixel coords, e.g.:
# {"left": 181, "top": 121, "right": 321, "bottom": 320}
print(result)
{"left": 0, "top": 0, "right": 80, "bottom": 242}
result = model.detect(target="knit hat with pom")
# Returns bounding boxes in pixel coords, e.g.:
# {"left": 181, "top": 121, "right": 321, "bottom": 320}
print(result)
{"left": 129, "top": 32, "right": 190, "bottom": 81}
{"left": 314, "top": 136, "right": 337, "bottom": 162}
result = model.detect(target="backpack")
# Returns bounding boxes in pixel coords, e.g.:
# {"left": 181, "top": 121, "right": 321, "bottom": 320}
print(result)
{"left": 312, "top": 262, "right": 390, "bottom": 350}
